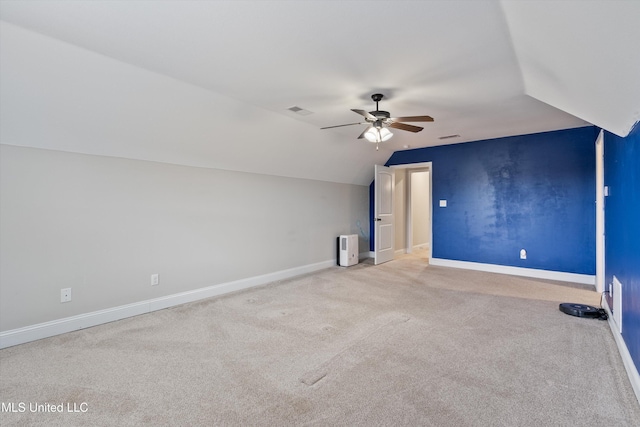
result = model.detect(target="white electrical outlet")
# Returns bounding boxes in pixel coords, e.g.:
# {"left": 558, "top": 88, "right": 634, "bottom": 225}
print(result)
{"left": 520, "top": 249, "right": 527, "bottom": 260}
{"left": 61, "top": 288, "right": 72, "bottom": 303}
{"left": 151, "top": 274, "right": 159, "bottom": 286}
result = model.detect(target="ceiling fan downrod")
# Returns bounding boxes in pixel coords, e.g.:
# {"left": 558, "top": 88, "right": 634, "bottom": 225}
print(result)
{"left": 371, "top": 93, "right": 383, "bottom": 111}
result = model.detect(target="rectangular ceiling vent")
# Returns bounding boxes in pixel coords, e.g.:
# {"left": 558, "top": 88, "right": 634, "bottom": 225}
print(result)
{"left": 439, "top": 134, "right": 461, "bottom": 140}
{"left": 287, "top": 106, "right": 313, "bottom": 116}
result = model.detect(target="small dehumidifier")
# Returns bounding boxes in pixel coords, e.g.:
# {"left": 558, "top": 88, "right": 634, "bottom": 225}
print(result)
{"left": 337, "top": 234, "right": 358, "bottom": 267}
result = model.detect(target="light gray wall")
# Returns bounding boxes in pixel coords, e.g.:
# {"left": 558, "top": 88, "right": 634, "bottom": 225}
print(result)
{"left": 0, "top": 145, "right": 369, "bottom": 331}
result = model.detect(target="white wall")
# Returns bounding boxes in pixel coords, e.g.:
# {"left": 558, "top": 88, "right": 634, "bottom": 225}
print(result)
{"left": 0, "top": 145, "right": 369, "bottom": 332}
{"left": 411, "top": 171, "right": 430, "bottom": 248}
{"left": 394, "top": 169, "right": 407, "bottom": 251}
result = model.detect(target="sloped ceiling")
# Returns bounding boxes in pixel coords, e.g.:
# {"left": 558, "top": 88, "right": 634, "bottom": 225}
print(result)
{"left": 502, "top": 0, "right": 640, "bottom": 137}
{"left": 0, "top": 1, "right": 636, "bottom": 185}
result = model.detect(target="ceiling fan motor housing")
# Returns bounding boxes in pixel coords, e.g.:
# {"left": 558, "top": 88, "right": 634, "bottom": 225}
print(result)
{"left": 370, "top": 111, "right": 390, "bottom": 120}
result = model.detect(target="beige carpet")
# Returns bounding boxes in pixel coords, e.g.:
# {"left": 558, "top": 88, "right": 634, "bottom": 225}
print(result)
{"left": 1, "top": 252, "right": 639, "bottom": 426}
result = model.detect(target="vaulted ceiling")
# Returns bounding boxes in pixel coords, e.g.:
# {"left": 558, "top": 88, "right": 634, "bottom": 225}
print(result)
{"left": 1, "top": 1, "right": 638, "bottom": 185}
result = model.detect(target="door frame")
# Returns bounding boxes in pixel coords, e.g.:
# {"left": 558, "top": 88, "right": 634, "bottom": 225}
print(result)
{"left": 390, "top": 162, "right": 433, "bottom": 257}
{"left": 595, "top": 129, "right": 605, "bottom": 294}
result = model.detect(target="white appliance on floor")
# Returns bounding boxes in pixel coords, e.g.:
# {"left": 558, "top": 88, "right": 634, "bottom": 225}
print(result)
{"left": 338, "top": 234, "right": 359, "bottom": 267}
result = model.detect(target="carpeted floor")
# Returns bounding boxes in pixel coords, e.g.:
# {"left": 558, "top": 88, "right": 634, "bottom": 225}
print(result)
{"left": 1, "top": 252, "right": 639, "bottom": 426}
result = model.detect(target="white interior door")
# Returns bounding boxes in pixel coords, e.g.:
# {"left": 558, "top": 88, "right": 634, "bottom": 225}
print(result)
{"left": 374, "top": 165, "right": 395, "bottom": 265}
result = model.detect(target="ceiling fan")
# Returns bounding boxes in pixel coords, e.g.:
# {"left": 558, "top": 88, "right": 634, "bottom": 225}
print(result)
{"left": 321, "top": 93, "right": 434, "bottom": 149}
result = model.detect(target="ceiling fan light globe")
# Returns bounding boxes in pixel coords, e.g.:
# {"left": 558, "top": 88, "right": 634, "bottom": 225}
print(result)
{"left": 380, "top": 128, "right": 393, "bottom": 141}
{"left": 364, "top": 128, "right": 379, "bottom": 143}
{"left": 364, "top": 127, "right": 393, "bottom": 143}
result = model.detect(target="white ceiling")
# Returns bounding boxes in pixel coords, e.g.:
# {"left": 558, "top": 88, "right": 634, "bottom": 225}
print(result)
{"left": 1, "top": 1, "right": 638, "bottom": 185}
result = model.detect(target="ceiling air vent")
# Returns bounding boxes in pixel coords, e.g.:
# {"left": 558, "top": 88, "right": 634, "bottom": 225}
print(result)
{"left": 439, "top": 134, "right": 460, "bottom": 140}
{"left": 287, "top": 106, "right": 313, "bottom": 116}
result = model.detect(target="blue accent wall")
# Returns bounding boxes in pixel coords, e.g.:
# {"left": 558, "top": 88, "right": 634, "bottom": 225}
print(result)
{"left": 603, "top": 123, "right": 640, "bottom": 371}
{"left": 376, "top": 126, "right": 598, "bottom": 274}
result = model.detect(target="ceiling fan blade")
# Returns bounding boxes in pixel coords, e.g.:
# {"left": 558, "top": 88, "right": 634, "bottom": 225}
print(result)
{"left": 388, "top": 122, "right": 424, "bottom": 133}
{"left": 390, "top": 115, "right": 434, "bottom": 122}
{"left": 357, "top": 126, "right": 373, "bottom": 139}
{"left": 320, "top": 122, "right": 365, "bottom": 130}
{"left": 351, "top": 109, "right": 377, "bottom": 120}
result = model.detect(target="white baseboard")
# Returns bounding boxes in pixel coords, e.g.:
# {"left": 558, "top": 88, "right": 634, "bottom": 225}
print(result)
{"left": 429, "top": 258, "right": 596, "bottom": 286}
{"left": 359, "top": 252, "right": 371, "bottom": 261}
{"left": 602, "top": 295, "right": 640, "bottom": 405}
{"left": 0, "top": 259, "right": 335, "bottom": 349}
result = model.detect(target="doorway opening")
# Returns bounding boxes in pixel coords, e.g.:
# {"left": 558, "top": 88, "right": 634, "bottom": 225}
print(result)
{"left": 391, "top": 162, "right": 433, "bottom": 259}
